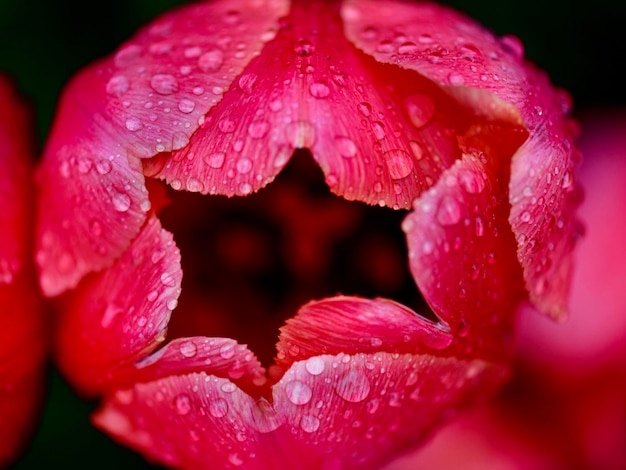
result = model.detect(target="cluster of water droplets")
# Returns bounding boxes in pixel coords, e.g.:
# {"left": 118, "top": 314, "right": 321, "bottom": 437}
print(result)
{"left": 101, "top": 4, "right": 286, "bottom": 164}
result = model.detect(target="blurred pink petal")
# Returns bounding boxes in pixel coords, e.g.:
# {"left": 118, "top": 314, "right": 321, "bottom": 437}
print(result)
{"left": 0, "top": 75, "right": 46, "bottom": 465}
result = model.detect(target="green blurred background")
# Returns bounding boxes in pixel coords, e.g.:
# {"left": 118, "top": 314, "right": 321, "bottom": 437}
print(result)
{"left": 0, "top": 0, "right": 623, "bottom": 468}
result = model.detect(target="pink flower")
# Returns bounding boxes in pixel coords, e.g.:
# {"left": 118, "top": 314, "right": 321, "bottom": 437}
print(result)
{"left": 0, "top": 75, "right": 46, "bottom": 466}
{"left": 35, "top": 1, "right": 579, "bottom": 468}
{"left": 384, "top": 111, "right": 626, "bottom": 469}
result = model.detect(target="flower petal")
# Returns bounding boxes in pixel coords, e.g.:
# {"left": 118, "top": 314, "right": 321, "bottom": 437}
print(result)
{"left": 0, "top": 76, "right": 31, "bottom": 285}
{"left": 146, "top": 1, "right": 480, "bottom": 207}
{"left": 36, "top": 96, "right": 149, "bottom": 296}
{"left": 114, "top": 336, "right": 267, "bottom": 397}
{"left": 403, "top": 155, "right": 523, "bottom": 361}
{"left": 0, "top": 279, "right": 45, "bottom": 465}
{"left": 55, "top": 214, "right": 181, "bottom": 396}
{"left": 36, "top": 0, "right": 288, "bottom": 296}
{"left": 342, "top": 0, "right": 579, "bottom": 319}
{"left": 95, "top": 353, "right": 506, "bottom": 470}
{"left": 274, "top": 296, "right": 453, "bottom": 375}
{"left": 0, "top": 76, "right": 46, "bottom": 465}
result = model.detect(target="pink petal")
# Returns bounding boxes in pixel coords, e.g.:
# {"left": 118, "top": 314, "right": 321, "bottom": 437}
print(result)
{"left": 148, "top": 1, "right": 471, "bottom": 207}
{"left": 36, "top": 0, "right": 289, "bottom": 296}
{"left": 92, "top": 295, "right": 508, "bottom": 468}
{"left": 0, "top": 280, "right": 45, "bottom": 466}
{"left": 0, "top": 76, "right": 46, "bottom": 465}
{"left": 274, "top": 296, "right": 454, "bottom": 375}
{"left": 55, "top": 214, "right": 182, "bottom": 396}
{"left": 403, "top": 155, "right": 523, "bottom": 361}
{"left": 383, "top": 404, "right": 559, "bottom": 470}
{"left": 95, "top": 353, "right": 507, "bottom": 469}
{"left": 0, "top": 76, "right": 31, "bottom": 285}
{"left": 518, "top": 111, "right": 626, "bottom": 371}
{"left": 36, "top": 86, "right": 149, "bottom": 296}
{"left": 114, "top": 336, "right": 267, "bottom": 397}
{"left": 342, "top": 0, "right": 580, "bottom": 319}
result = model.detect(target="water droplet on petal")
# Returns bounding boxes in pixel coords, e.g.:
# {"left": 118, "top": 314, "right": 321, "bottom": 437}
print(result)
{"left": 186, "top": 177, "right": 203, "bottom": 192}
{"left": 114, "top": 44, "right": 142, "bottom": 67}
{"left": 150, "top": 74, "right": 179, "bottom": 95}
{"left": 106, "top": 75, "right": 129, "bottom": 96}
{"left": 500, "top": 34, "right": 525, "bottom": 59}
{"left": 384, "top": 149, "right": 413, "bottom": 180}
{"left": 125, "top": 117, "right": 143, "bottom": 131}
{"left": 179, "top": 340, "right": 198, "bottom": 358}
{"left": 205, "top": 152, "right": 225, "bottom": 169}
{"left": 112, "top": 192, "right": 131, "bottom": 212}
{"left": 300, "top": 415, "right": 320, "bottom": 433}
{"left": 228, "top": 453, "right": 243, "bottom": 467}
{"left": 248, "top": 121, "right": 269, "bottom": 139}
{"left": 261, "top": 28, "right": 277, "bottom": 42}
{"left": 238, "top": 73, "right": 258, "bottom": 93}
{"left": 178, "top": 99, "right": 196, "bottom": 114}
{"left": 448, "top": 72, "right": 466, "bottom": 86}
{"left": 398, "top": 41, "right": 419, "bottom": 54}
{"left": 561, "top": 170, "right": 574, "bottom": 189}
{"left": 474, "top": 216, "right": 485, "bottom": 237}
{"left": 172, "top": 132, "right": 190, "bottom": 150}
{"left": 174, "top": 394, "right": 191, "bottom": 415}
{"left": 160, "top": 271, "right": 177, "bottom": 287}
{"left": 218, "top": 119, "right": 235, "bottom": 133}
{"left": 404, "top": 93, "right": 436, "bottom": 128}
{"left": 220, "top": 343, "right": 235, "bottom": 359}
{"left": 372, "top": 121, "right": 386, "bottom": 140}
{"left": 285, "top": 380, "right": 313, "bottom": 405}
{"left": 388, "top": 392, "right": 402, "bottom": 407}
{"left": 335, "top": 136, "right": 357, "bottom": 158}
{"left": 198, "top": 49, "right": 224, "bottom": 73}
{"left": 294, "top": 39, "right": 315, "bottom": 56}
{"left": 183, "top": 46, "right": 202, "bottom": 58}
{"left": 335, "top": 369, "right": 370, "bottom": 403}
{"left": 269, "top": 98, "right": 283, "bottom": 112}
{"left": 96, "top": 160, "right": 112, "bottom": 175}
{"left": 357, "top": 102, "right": 372, "bottom": 117}
{"left": 209, "top": 398, "right": 228, "bottom": 418}
{"left": 361, "top": 26, "right": 378, "bottom": 40}
{"left": 236, "top": 157, "right": 252, "bottom": 174}
{"left": 305, "top": 356, "right": 325, "bottom": 375}
{"left": 459, "top": 43, "right": 482, "bottom": 61}
{"left": 101, "top": 304, "right": 122, "bottom": 329}
{"left": 285, "top": 120, "right": 316, "bottom": 148}
{"left": 459, "top": 169, "right": 485, "bottom": 194}
{"left": 366, "top": 398, "right": 380, "bottom": 414}
{"left": 331, "top": 72, "right": 347, "bottom": 87}
{"left": 436, "top": 196, "right": 461, "bottom": 226}
{"left": 376, "top": 40, "right": 394, "bottom": 53}
{"left": 89, "top": 219, "right": 103, "bottom": 236}
{"left": 239, "top": 182, "right": 252, "bottom": 195}
{"left": 309, "top": 82, "right": 330, "bottom": 98}
{"left": 408, "top": 141, "right": 424, "bottom": 160}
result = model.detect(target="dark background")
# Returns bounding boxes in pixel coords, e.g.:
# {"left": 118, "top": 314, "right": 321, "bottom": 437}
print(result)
{"left": 1, "top": 0, "right": 623, "bottom": 468}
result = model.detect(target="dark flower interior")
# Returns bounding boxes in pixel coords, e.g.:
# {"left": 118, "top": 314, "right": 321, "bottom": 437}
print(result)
{"left": 158, "top": 149, "right": 433, "bottom": 366}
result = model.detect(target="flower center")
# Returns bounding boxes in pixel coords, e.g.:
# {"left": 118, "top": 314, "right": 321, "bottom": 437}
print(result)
{"left": 156, "top": 150, "right": 429, "bottom": 366}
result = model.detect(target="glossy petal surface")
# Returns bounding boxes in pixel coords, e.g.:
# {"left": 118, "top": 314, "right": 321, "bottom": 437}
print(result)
{"left": 404, "top": 155, "right": 523, "bottom": 361}
{"left": 36, "top": 0, "right": 288, "bottom": 296}
{"left": 55, "top": 214, "right": 181, "bottom": 396}
{"left": 90, "top": 294, "right": 507, "bottom": 469}
{"left": 342, "top": 0, "right": 579, "bottom": 319}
